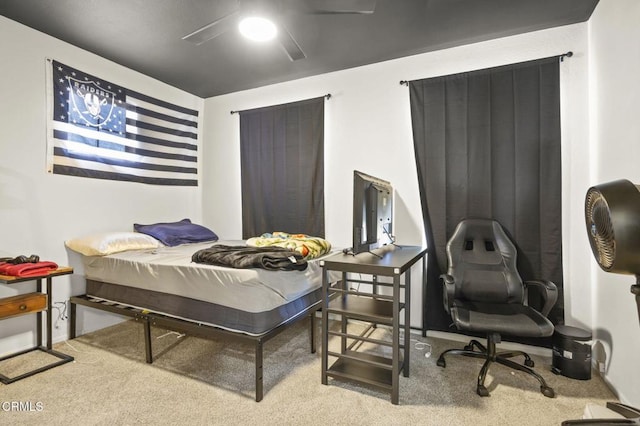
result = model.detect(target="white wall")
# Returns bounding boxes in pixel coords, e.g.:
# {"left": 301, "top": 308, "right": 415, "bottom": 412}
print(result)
{"left": 588, "top": 0, "right": 640, "bottom": 408}
{"left": 4, "top": 2, "right": 638, "bottom": 408}
{"left": 202, "top": 24, "right": 592, "bottom": 334}
{"left": 0, "top": 16, "right": 204, "bottom": 354}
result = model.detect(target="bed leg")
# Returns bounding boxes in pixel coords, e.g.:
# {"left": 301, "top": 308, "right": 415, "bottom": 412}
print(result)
{"left": 143, "top": 319, "right": 153, "bottom": 364}
{"left": 310, "top": 311, "right": 316, "bottom": 354}
{"left": 255, "top": 340, "right": 264, "bottom": 402}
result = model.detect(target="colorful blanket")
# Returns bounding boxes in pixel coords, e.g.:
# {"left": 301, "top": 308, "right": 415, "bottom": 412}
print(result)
{"left": 246, "top": 232, "right": 332, "bottom": 259}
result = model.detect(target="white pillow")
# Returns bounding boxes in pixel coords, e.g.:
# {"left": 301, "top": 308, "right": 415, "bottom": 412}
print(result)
{"left": 65, "top": 232, "right": 162, "bottom": 256}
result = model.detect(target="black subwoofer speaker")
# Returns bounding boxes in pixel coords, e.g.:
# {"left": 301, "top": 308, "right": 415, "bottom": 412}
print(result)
{"left": 551, "top": 325, "right": 592, "bottom": 380}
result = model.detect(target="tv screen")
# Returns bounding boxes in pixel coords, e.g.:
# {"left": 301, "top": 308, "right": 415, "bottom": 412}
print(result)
{"left": 352, "top": 170, "right": 394, "bottom": 255}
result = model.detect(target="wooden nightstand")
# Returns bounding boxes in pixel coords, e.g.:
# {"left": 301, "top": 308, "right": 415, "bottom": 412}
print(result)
{"left": 0, "top": 267, "right": 75, "bottom": 384}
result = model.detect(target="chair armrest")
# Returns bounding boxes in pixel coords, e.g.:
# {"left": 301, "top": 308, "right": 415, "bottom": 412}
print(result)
{"left": 524, "top": 279, "right": 558, "bottom": 317}
{"left": 440, "top": 273, "right": 455, "bottom": 314}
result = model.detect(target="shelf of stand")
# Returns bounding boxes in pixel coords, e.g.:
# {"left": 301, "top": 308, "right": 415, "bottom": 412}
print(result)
{"left": 326, "top": 351, "right": 401, "bottom": 391}
{"left": 327, "top": 327, "right": 393, "bottom": 347}
{"left": 327, "top": 295, "right": 403, "bottom": 325}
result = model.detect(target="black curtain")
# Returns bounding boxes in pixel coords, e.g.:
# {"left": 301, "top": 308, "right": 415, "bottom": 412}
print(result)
{"left": 239, "top": 96, "right": 325, "bottom": 239}
{"left": 409, "top": 56, "right": 564, "bottom": 340}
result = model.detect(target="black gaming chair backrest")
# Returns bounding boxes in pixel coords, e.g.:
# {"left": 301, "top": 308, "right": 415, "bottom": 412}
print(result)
{"left": 446, "top": 218, "right": 525, "bottom": 304}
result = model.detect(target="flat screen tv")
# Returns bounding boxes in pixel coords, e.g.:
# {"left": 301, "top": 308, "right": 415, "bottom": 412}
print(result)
{"left": 352, "top": 170, "right": 394, "bottom": 255}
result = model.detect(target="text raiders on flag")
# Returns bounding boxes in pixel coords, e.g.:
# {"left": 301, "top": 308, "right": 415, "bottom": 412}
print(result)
{"left": 46, "top": 60, "right": 199, "bottom": 186}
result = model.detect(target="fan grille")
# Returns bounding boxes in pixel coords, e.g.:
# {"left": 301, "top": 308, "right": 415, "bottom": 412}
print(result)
{"left": 585, "top": 188, "right": 616, "bottom": 270}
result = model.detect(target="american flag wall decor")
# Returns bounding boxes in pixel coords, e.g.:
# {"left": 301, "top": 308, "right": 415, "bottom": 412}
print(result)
{"left": 46, "top": 60, "right": 199, "bottom": 186}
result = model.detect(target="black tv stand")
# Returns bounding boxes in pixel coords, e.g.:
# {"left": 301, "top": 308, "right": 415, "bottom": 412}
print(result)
{"left": 320, "top": 245, "right": 427, "bottom": 404}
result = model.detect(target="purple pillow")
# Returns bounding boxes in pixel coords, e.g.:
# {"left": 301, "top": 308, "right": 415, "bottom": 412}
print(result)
{"left": 134, "top": 219, "right": 218, "bottom": 247}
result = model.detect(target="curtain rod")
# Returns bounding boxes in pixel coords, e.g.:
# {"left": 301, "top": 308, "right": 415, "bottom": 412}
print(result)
{"left": 399, "top": 51, "right": 574, "bottom": 86}
{"left": 230, "top": 93, "right": 331, "bottom": 114}
{"left": 559, "top": 51, "right": 573, "bottom": 61}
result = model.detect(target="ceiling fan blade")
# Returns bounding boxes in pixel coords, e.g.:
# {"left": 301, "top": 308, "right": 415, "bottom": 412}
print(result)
{"left": 182, "top": 11, "right": 240, "bottom": 45}
{"left": 295, "top": 0, "right": 376, "bottom": 14}
{"left": 278, "top": 25, "right": 306, "bottom": 61}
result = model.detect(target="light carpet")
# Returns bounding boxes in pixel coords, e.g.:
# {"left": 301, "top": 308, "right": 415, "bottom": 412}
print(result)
{"left": 0, "top": 318, "right": 617, "bottom": 425}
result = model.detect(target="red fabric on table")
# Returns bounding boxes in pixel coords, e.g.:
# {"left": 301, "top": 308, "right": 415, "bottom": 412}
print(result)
{"left": 0, "top": 261, "right": 59, "bottom": 277}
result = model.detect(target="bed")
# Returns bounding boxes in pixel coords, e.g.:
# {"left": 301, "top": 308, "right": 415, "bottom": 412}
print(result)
{"left": 66, "top": 226, "right": 336, "bottom": 401}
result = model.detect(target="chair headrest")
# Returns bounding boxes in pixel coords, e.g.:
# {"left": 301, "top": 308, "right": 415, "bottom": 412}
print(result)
{"left": 448, "top": 218, "right": 516, "bottom": 266}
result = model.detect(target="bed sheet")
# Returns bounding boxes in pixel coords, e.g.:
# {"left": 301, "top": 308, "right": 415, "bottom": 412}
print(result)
{"left": 82, "top": 240, "right": 335, "bottom": 314}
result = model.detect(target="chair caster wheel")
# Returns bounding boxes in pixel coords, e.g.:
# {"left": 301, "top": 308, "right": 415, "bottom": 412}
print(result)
{"left": 524, "top": 359, "right": 534, "bottom": 367}
{"left": 436, "top": 357, "right": 446, "bottom": 368}
{"left": 477, "top": 385, "right": 490, "bottom": 397}
{"left": 541, "top": 386, "right": 555, "bottom": 398}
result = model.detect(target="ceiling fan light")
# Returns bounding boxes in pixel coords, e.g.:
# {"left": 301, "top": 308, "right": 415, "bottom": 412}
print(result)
{"left": 238, "top": 16, "right": 277, "bottom": 42}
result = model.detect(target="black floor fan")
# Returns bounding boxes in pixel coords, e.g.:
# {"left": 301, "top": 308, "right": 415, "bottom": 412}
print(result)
{"left": 563, "top": 178, "right": 640, "bottom": 425}
{"left": 585, "top": 179, "right": 640, "bottom": 324}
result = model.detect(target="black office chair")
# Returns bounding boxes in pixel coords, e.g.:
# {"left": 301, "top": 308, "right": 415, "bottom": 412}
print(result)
{"left": 436, "top": 218, "right": 558, "bottom": 398}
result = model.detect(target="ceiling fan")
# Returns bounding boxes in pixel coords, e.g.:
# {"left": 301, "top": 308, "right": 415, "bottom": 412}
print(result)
{"left": 182, "top": 0, "right": 377, "bottom": 61}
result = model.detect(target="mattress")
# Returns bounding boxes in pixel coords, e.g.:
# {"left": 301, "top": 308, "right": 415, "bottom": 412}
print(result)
{"left": 82, "top": 241, "right": 337, "bottom": 335}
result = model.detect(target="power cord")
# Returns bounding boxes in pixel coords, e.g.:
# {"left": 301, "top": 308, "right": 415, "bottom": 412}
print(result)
{"left": 156, "top": 331, "right": 185, "bottom": 340}
{"left": 52, "top": 301, "right": 68, "bottom": 329}
{"left": 399, "top": 330, "right": 432, "bottom": 358}
{"left": 63, "top": 340, "right": 101, "bottom": 364}
{"left": 349, "top": 273, "right": 362, "bottom": 292}
{"left": 412, "top": 339, "right": 432, "bottom": 358}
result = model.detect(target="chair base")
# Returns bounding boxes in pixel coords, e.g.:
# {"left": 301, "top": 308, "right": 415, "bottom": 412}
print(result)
{"left": 437, "top": 333, "right": 555, "bottom": 398}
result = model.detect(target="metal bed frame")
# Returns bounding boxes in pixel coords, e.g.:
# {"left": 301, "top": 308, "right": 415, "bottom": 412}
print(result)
{"left": 69, "top": 281, "right": 320, "bottom": 402}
